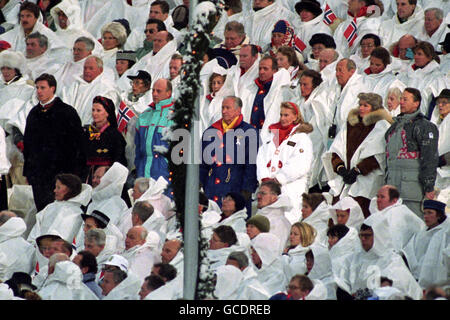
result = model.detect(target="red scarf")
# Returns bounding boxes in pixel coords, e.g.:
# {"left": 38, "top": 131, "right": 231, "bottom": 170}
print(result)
{"left": 348, "top": 6, "right": 368, "bottom": 18}
{"left": 269, "top": 122, "right": 295, "bottom": 148}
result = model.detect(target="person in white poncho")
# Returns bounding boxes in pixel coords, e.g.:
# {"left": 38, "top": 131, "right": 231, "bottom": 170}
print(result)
{"left": 403, "top": 200, "right": 449, "bottom": 290}
{"left": 251, "top": 232, "right": 289, "bottom": 297}
{"left": 120, "top": 226, "right": 161, "bottom": 282}
{"left": 38, "top": 254, "right": 99, "bottom": 300}
{"left": 225, "top": 251, "right": 270, "bottom": 300}
{"left": 368, "top": 185, "right": 425, "bottom": 254}
{"left": 337, "top": 215, "right": 423, "bottom": 300}
{"left": 300, "top": 193, "right": 330, "bottom": 247}
{"left": 86, "top": 162, "right": 130, "bottom": 227}
{"left": 213, "top": 264, "right": 244, "bottom": 300}
{"left": 397, "top": 41, "right": 448, "bottom": 117}
{"left": 49, "top": 0, "right": 103, "bottom": 57}
{"left": 0, "top": 214, "right": 35, "bottom": 282}
{"left": 214, "top": 192, "right": 248, "bottom": 234}
{"left": 328, "top": 196, "right": 365, "bottom": 232}
{"left": 28, "top": 174, "right": 92, "bottom": 245}
{"left": 100, "top": 262, "right": 142, "bottom": 300}
{"left": 61, "top": 55, "right": 121, "bottom": 126}
{"left": 282, "top": 221, "right": 317, "bottom": 281}
{"left": 305, "top": 244, "right": 337, "bottom": 300}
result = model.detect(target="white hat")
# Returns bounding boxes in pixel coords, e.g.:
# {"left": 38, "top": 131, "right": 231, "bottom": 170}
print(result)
{"left": 0, "top": 50, "right": 26, "bottom": 72}
{"left": 103, "top": 254, "right": 129, "bottom": 273}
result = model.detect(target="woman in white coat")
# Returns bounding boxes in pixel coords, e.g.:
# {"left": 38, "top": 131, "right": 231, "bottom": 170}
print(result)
{"left": 322, "top": 93, "right": 393, "bottom": 218}
{"left": 282, "top": 222, "right": 317, "bottom": 281}
{"left": 27, "top": 173, "right": 92, "bottom": 244}
{"left": 257, "top": 101, "right": 314, "bottom": 217}
{"left": 100, "top": 22, "right": 128, "bottom": 71}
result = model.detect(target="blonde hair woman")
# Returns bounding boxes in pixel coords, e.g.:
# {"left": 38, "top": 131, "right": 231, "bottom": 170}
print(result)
{"left": 257, "top": 102, "right": 314, "bottom": 223}
{"left": 282, "top": 222, "right": 317, "bottom": 280}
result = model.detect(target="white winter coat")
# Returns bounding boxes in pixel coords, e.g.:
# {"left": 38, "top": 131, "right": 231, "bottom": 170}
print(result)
{"left": 257, "top": 124, "right": 313, "bottom": 220}
{"left": 0, "top": 217, "right": 35, "bottom": 281}
{"left": 27, "top": 184, "right": 92, "bottom": 244}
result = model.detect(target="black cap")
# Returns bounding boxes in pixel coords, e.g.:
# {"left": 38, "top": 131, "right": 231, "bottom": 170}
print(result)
{"left": 127, "top": 70, "right": 152, "bottom": 83}
{"left": 81, "top": 210, "right": 110, "bottom": 229}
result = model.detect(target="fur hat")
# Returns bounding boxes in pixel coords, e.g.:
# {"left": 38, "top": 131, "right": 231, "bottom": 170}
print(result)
{"left": 101, "top": 22, "right": 128, "bottom": 48}
{"left": 0, "top": 50, "right": 26, "bottom": 72}
{"left": 246, "top": 214, "right": 270, "bottom": 232}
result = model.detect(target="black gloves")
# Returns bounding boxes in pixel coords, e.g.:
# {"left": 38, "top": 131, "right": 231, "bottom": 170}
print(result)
{"left": 336, "top": 165, "right": 348, "bottom": 178}
{"left": 344, "top": 168, "right": 360, "bottom": 184}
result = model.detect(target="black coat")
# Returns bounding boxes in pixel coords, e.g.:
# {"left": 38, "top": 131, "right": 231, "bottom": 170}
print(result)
{"left": 83, "top": 124, "right": 127, "bottom": 168}
{"left": 23, "top": 97, "right": 86, "bottom": 184}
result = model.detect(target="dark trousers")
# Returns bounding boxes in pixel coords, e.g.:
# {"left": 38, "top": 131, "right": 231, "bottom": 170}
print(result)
{"left": 31, "top": 182, "right": 55, "bottom": 212}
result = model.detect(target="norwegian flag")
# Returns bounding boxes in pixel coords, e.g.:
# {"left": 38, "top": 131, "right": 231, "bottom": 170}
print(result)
{"left": 294, "top": 36, "right": 307, "bottom": 52}
{"left": 117, "top": 101, "right": 136, "bottom": 133}
{"left": 323, "top": 3, "right": 337, "bottom": 26}
{"left": 343, "top": 17, "right": 358, "bottom": 47}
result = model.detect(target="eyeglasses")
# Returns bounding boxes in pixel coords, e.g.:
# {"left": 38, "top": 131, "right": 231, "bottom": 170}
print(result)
{"left": 144, "top": 29, "right": 156, "bottom": 34}
{"left": 361, "top": 44, "right": 374, "bottom": 49}
{"left": 256, "top": 191, "right": 275, "bottom": 196}
{"left": 437, "top": 99, "right": 449, "bottom": 106}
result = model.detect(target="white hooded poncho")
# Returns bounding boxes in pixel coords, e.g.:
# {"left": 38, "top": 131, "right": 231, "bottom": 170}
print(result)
{"left": 0, "top": 217, "right": 35, "bottom": 281}
{"left": 214, "top": 265, "right": 244, "bottom": 300}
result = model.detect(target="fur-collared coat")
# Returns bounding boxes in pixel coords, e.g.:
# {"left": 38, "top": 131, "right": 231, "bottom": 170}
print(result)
{"left": 322, "top": 107, "right": 393, "bottom": 200}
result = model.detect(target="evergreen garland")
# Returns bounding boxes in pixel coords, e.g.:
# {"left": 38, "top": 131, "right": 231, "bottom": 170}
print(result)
{"left": 163, "top": 0, "right": 224, "bottom": 300}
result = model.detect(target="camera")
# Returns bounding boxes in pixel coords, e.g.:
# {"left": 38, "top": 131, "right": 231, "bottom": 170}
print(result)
{"left": 328, "top": 124, "right": 337, "bottom": 139}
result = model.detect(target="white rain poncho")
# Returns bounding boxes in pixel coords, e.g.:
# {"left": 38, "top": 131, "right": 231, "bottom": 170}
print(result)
{"left": 214, "top": 208, "right": 248, "bottom": 234}
{"left": 403, "top": 216, "right": 450, "bottom": 289}
{"left": 87, "top": 162, "right": 129, "bottom": 227}
{"left": 301, "top": 201, "right": 330, "bottom": 247}
{"left": 0, "top": 217, "right": 35, "bottom": 281}
{"left": 368, "top": 197, "right": 425, "bottom": 253}
{"left": 214, "top": 265, "right": 244, "bottom": 300}
{"left": 252, "top": 232, "right": 289, "bottom": 296}
{"left": 38, "top": 260, "right": 99, "bottom": 300}
{"left": 306, "top": 244, "right": 337, "bottom": 300}
{"left": 329, "top": 197, "right": 365, "bottom": 231}
{"left": 255, "top": 193, "right": 293, "bottom": 253}
{"left": 235, "top": 266, "right": 271, "bottom": 300}
{"left": 338, "top": 215, "right": 423, "bottom": 300}
{"left": 27, "top": 184, "right": 92, "bottom": 244}
{"left": 102, "top": 270, "right": 142, "bottom": 300}
{"left": 61, "top": 70, "right": 121, "bottom": 126}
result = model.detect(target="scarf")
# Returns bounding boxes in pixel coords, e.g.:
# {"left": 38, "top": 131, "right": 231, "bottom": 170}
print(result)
{"left": 222, "top": 115, "right": 241, "bottom": 133}
{"left": 88, "top": 122, "right": 110, "bottom": 140}
{"left": 269, "top": 122, "right": 295, "bottom": 148}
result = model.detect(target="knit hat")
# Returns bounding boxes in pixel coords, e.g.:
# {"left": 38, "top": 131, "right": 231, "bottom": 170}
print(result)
{"left": 92, "top": 96, "right": 117, "bottom": 128}
{"left": 226, "top": 192, "right": 246, "bottom": 212}
{"left": 101, "top": 21, "right": 128, "bottom": 48}
{"left": 295, "top": 0, "right": 322, "bottom": 17}
{"left": 272, "top": 20, "right": 289, "bottom": 34}
{"left": 246, "top": 214, "right": 270, "bottom": 232}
